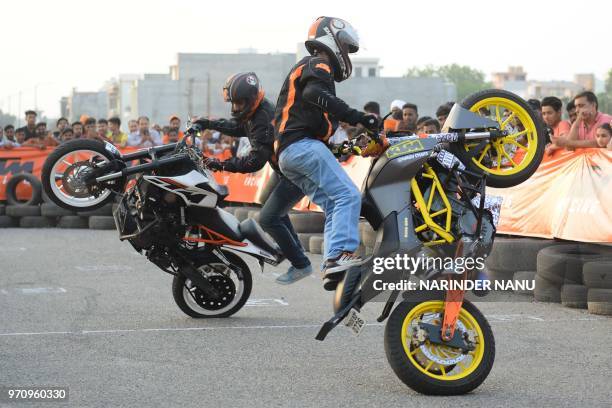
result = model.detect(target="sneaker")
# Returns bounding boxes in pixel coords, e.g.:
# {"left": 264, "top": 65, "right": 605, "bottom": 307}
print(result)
{"left": 275, "top": 264, "right": 313, "bottom": 285}
{"left": 323, "top": 252, "right": 364, "bottom": 280}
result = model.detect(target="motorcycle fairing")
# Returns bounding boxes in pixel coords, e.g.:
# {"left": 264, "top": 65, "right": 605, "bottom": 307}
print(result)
{"left": 442, "top": 104, "right": 499, "bottom": 132}
{"left": 144, "top": 170, "right": 218, "bottom": 208}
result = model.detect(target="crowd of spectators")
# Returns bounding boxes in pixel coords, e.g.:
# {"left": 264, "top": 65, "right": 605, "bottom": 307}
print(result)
{"left": 0, "top": 111, "right": 239, "bottom": 158}
{"left": 1, "top": 90, "right": 611, "bottom": 158}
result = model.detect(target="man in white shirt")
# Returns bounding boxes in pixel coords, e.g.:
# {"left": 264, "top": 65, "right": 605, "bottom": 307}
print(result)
{"left": 127, "top": 116, "right": 162, "bottom": 147}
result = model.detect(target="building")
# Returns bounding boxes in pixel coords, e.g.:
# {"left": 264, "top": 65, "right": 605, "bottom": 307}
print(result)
{"left": 62, "top": 50, "right": 456, "bottom": 129}
{"left": 492, "top": 66, "right": 592, "bottom": 100}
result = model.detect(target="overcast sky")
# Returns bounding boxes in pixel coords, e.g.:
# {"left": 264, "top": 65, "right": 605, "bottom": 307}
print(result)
{"left": 0, "top": 0, "right": 609, "bottom": 118}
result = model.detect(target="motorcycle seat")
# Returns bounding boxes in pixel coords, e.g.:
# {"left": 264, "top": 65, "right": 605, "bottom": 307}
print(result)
{"left": 239, "top": 218, "right": 281, "bottom": 256}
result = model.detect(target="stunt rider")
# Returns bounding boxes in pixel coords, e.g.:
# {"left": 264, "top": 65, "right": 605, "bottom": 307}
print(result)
{"left": 274, "top": 16, "right": 379, "bottom": 290}
{"left": 192, "top": 73, "right": 313, "bottom": 284}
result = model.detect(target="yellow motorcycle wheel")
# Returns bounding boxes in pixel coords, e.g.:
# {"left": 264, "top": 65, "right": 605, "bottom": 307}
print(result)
{"left": 449, "top": 89, "right": 546, "bottom": 188}
{"left": 384, "top": 300, "right": 495, "bottom": 395}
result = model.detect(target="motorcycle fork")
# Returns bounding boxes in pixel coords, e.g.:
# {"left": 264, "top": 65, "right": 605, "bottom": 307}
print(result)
{"left": 441, "top": 240, "right": 467, "bottom": 342}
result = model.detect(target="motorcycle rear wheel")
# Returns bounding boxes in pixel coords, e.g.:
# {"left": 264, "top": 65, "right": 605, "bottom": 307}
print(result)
{"left": 384, "top": 299, "right": 495, "bottom": 395}
{"left": 450, "top": 89, "right": 546, "bottom": 188}
{"left": 172, "top": 251, "right": 252, "bottom": 318}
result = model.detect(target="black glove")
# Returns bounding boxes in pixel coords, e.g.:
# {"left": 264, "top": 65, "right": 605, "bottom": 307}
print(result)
{"left": 358, "top": 113, "right": 380, "bottom": 132}
{"left": 189, "top": 118, "right": 210, "bottom": 134}
{"left": 206, "top": 158, "right": 224, "bottom": 171}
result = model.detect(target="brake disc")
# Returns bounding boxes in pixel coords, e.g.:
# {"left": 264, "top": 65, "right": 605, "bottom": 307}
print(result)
{"left": 413, "top": 316, "right": 469, "bottom": 366}
{"left": 61, "top": 162, "right": 96, "bottom": 198}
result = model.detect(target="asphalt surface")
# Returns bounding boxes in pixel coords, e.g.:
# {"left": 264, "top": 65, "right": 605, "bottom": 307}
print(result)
{"left": 1, "top": 229, "right": 611, "bottom": 408}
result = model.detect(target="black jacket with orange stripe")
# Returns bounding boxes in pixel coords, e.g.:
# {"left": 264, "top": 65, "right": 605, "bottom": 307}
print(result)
{"left": 274, "top": 55, "right": 365, "bottom": 156}
{"left": 207, "top": 98, "right": 276, "bottom": 173}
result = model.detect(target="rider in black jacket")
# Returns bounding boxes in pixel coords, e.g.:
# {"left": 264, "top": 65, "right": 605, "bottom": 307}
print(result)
{"left": 194, "top": 73, "right": 313, "bottom": 283}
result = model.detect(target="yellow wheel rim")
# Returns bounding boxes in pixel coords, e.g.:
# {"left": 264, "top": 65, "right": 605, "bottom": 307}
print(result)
{"left": 400, "top": 301, "right": 485, "bottom": 381}
{"left": 464, "top": 97, "right": 538, "bottom": 176}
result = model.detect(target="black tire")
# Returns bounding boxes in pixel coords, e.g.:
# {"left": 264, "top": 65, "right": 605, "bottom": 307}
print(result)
{"left": 309, "top": 235, "right": 324, "bottom": 254}
{"left": 57, "top": 215, "right": 89, "bottom": 229}
{"left": 534, "top": 275, "right": 561, "bottom": 303}
{"left": 297, "top": 233, "right": 318, "bottom": 251}
{"left": 587, "top": 288, "right": 612, "bottom": 316}
{"left": 583, "top": 261, "right": 612, "bottom": 289}
{"left": 537, "top": 244, "right": 608, "bottom": 286}
{"left": 360, "top": 222, "right": 377, "bottom": 248}
{"left": 0, "top": 204, "right": 5, "bottom": 216}
{"left": 5, "top": 173, "right": 43, "bottom": 206}
{"left": 172, "top": 251, "right": 252, "bottom": 318}
{"left": 19, "top": 216, "right": 55, "bottom": 228}
{"left": 384, "top": 300, "right": 495, "bottom": 395}
{"left": 41, "top": 203, "right": 75, "bottom": 217}
{"left": 0, "top": 215, "right": 18, "bottom": 228}
{"left": 289, "top": 212, "right": 325, "bottom": 233}
{"left": 451, "top": 89, "right": 546, "bottom": 188}
{"left": 513, "top": 271, "right": 536, "bottom": 295}
{"left": 6, "top": 205, "right": 41, "bottom": 217}
{"left": 88, "top": 216, "right": 116, "bottom": 230}
{"left": 561, "top": 284, "right": 588, "bottom": 309}
{"left": 247, "top": 210, "right": 260, "bottom": 223}
{"left": 77, "top": 203, "right": 113, "bottom": 217}
{"left": 485, "top": 237, "right": 559, "bottom": 274}
{"left": 41, "top": 139, "right": 119, "bottom": 212}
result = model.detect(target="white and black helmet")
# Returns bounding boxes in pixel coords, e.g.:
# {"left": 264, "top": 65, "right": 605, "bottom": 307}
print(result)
{"left": 222, "top": 72, "right": 265, "bottom": 121}
{"left": 305, "top": 16, "right": 360, "bottom": 82}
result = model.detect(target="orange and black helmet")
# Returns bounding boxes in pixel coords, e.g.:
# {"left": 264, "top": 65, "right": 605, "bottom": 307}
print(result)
{"left": 222, "top": 72, "right": 265, "bottom": 122}
{"left": 305, "top": 16, "right": 360, "bottom": 82}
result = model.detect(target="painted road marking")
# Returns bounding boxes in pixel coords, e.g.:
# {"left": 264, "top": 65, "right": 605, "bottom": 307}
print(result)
{"left": 0, "top": 316, "right": 607, "bottom": 338}
{"left": 1, "top": 287, "right": 67, "bottom": 295}
{"left": 246, "top": 298, "right": 289, "bottom": 307}
{"left": 75, "top": 265, "right": 134, "bottom": 272}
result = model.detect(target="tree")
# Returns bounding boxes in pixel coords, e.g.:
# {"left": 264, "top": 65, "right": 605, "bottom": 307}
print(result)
{"left": 405, "top": 64, "right": 492, "bottom": 100}
{"left": 596, "top": 68, "right": 612, "bottom": 114}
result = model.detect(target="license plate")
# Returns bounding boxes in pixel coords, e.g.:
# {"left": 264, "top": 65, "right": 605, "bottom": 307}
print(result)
{"left": 344, "top": 308, "right": 366, "bottom": 336}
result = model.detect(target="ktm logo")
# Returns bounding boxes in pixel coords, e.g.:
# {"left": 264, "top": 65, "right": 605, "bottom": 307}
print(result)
{"left": 0, "top": 160, "right": 34, "bottom": 175}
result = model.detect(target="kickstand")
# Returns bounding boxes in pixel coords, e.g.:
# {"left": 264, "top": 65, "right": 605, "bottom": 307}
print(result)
{"left": 315, "top": 295, "right": 361, "bottom": 341}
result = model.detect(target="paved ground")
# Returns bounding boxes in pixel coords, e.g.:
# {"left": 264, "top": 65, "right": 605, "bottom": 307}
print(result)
{"left": 0, "top": 229, "right": 610, "bottom": 408}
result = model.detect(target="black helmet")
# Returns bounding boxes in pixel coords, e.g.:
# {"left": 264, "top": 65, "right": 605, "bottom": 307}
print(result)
{"left": 305, "top": 16, "right": 359, "bottom": 82}
{"left": 222, "top": 72, "right": 265, "bottom": 121}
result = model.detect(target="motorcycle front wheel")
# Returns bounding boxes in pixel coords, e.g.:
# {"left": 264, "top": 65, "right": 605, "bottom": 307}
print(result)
{"left": 41, "top": 139, "right": 122, "bottom": 211}
{"left": 384, "top": 299, "right": 495, "bottom": 395}
{"left": 172, "top": 251, "right": 252, "bottom": 318}
{"left": 449, "top": 89, "right": 546, "bottom": 188}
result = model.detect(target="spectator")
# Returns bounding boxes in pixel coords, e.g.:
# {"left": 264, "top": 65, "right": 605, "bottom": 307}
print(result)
{"left": 127, "top": 116, "right": 161, "bottom": 147}
{"left": 21, "top": 122, "right": 58, "bottom": 148}
{"left": 127, "top": 119, "right": 138, "bottom": 134}
{"left": 60, "top": 127, "right": 74, "bottom": 143}
{"left": 422, "top": 118, "right": 441, "bottom": 134}
{"left": 384, "top": 99, "right": 405, "bottom": 131}
{"left": 566, "top": 99, "right": 577, "bottom": 124}
{"left": 416, "top": 116, "right": 433, "bottom": 133}
{"left": 363, "top": 101, "right": 380, "bottom": 116}
{"left": 527, "top": 98, "right": 542, "bottom": 116}
{"left": 53, "top": 117, "right": 69, "bottom": 139}
{"left": 23, "top": 110, "right": 38, "bottom": 140}
{"left": 436, "top": 102, "right": 454, "bottom": 127}
{"left": 560, "top": 92, "right": 612, "bottom": 149}
{"left": 15, "top": 127, "right": 26, "bottom": 145}
{"left": 595, "top": 123, "right": 612, "bottom": 149}
{"left": 402, "top": 102, "right": 418, "bottom": 132}
{"left": 165, "top": 128, "right": 180, "bottom": 143}
{"left": 108, "top": 117, "right": 127, "bottom": 147}
{"left": 71, "top": 121, "right": 84, "bottom": 138}
{"left": 84, "top": 117, "right": 100, "bottom": 140}
{"left": 542, "top": 96, "right": 571, "bottom": 155}
{"left": 97, "top": 118, "right": 110, "bottom": 139}
{"left": 162, "top": 115, "right": 185, "bottom": 144}
{"left": 4, "top": 124, "right": 15, "bottom": 142}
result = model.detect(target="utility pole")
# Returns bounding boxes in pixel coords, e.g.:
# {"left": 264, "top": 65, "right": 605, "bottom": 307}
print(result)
{"left": 206, "top": 73, "right": 211, "bottom": 117}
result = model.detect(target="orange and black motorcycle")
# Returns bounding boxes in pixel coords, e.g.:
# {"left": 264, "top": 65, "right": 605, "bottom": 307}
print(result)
{"left": 41, "top": 127, "right": 283, "bottom": 318}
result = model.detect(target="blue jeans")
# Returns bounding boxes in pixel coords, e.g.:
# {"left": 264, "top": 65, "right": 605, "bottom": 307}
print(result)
{"left": 279, "top": 138, "right": 361, "bottom": 262}
{"left": 259, "top": 173, "right": 311, "bottom": 269}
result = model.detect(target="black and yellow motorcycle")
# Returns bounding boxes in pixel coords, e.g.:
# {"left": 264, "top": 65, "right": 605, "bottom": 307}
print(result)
{"left": 318, "top": 89, "right": 545, "bottom": 395}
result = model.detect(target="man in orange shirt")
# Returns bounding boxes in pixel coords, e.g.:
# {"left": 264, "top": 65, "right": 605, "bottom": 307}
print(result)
{"left": 560, "top": 91, "right": 612, "bottom": 149}
{"left": 542, "top": 96, "right": 571, "bottom": 156}
{"left": 162, "top": 115, "right": 185, "bottom": 144}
